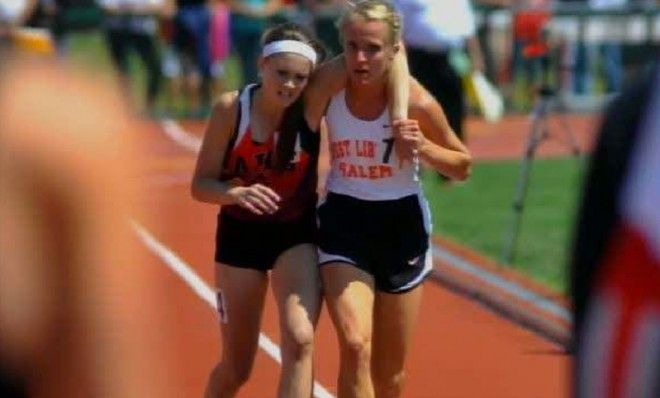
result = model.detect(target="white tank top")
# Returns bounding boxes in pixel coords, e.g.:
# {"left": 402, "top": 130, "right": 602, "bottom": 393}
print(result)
{"left": 325, "top": 90, "right": 421, "bottom": 200}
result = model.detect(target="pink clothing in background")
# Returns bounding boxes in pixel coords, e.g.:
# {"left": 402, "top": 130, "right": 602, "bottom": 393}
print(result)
{"left": 210, "top": 4, "right": 230, "bottom": 63}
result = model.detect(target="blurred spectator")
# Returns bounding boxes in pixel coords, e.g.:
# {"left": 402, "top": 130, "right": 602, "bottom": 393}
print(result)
{"left": 0, "top": 0, "right": 39, "bottom": 44}
{"left": 303, "top": 0, "right": 344, "bottom": 56}
{"left": 159, "top": 9, "right": 187, "bottom": 114}
{"left": 571, "top": 63, "right": 660, "bottom": 398}
{"left": 39, "top": 0, "right": 93, "bottom": 54}
{"left": 99, "top": 0, "right": 173, "bottom": 114}
{"left": 510, "top": 0, "right": 552, "bottom": 107}
{"left": 560, "top": 0, "right": 626, "bottom": 95}
{"left": 585, "top": 0, "right": 626, "bottom": 93}
{"left": 210, "top": 0, "right": 230, "bottom": 95}
{"left": 173, "top": 0, "right": 214, "bottom": 114}
{"left": 163, "top": 0, "right": 231, "bottom": 117}
{"left": 228, "top": 0, "right": 283, "bottom": 85}
{"left": 558, "top": 0, "right": 590, "bottom": 94}
{"left": 474, "top": 0, "right": 512, "bottom": 85}
{"left": 393, "top": 0, "right": 485, "bottom": 144}
{"left": 270, "top": 0, "right": 307, "bottom": 25}
{"left": 39, "top": 0, "right": 70, "bottom": 53}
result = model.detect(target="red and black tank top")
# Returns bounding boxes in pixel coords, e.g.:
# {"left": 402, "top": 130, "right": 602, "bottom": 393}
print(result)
{"left": 219, "top": 84, "right": 319, "bottom": 222}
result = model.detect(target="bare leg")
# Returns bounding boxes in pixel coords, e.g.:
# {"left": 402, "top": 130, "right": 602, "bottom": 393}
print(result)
{"left": 204, "top": 264, "right": 268, "bottom": 398}
{"left": 371, "top": 286, "right": 423, "bottom": 398}
{"left": 321, "top": 264, "right": 375, "bottom": 398}
{"left": 271, "top": 244, "right": 322, "bottom": 398}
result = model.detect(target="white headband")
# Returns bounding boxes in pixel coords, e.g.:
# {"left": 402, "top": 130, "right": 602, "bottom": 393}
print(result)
{"left": 262, "top": 40, "right": 317, "bottom": 66}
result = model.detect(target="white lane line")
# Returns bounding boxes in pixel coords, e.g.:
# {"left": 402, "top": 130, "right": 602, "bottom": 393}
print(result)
{"left": 160, "top": 119, "right": 201, "bottom": 153}
{"left": 131, "top": 221, "right": 335, "bottom": 398}
{"left": 159, "top": 118, "right": 570, "bottom": 324}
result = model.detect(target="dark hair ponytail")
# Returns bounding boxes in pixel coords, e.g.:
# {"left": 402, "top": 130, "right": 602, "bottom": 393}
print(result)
{"left": 261, "top": 23, "right": 327, "bottom": 170}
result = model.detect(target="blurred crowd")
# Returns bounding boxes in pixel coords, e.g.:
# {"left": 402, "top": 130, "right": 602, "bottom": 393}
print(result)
{"left": 1, "top": 0, "right": 658, "bottom": 118}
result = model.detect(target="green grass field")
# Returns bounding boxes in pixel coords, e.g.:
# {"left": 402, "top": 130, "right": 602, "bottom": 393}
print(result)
{"left": 422, "top": 157, "right": 587, "bottom": 293}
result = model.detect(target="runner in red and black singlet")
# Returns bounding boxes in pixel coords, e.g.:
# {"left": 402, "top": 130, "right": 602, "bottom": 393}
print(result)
{"left": 219, "top": 84, "right": 319, "bottom": 223}
{"left": 192, "top": 25, "right": 327, "bottom": 397}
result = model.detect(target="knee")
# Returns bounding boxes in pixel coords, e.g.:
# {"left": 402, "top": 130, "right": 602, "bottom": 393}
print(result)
{"left": 341, "top": 332, "right": 372, "bottom": 367}
{"left": 230, "top": 361, "right": 253, "bottom": 387}
{"left": 205, "top": 360, "right": 252, "bottom": 398}
{"left": 373, "top": 369, "right": 407, "bottom": 398}
{"left": 212, "top": 359, "right": 253, "bottom": 389}
{"left": 282, "top": 324, "right": 315, "bottom": 360}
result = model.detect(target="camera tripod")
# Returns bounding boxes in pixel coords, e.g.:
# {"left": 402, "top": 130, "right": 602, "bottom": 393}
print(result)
{"left": 500, "top": 83, "right": 582, "bottom": 264}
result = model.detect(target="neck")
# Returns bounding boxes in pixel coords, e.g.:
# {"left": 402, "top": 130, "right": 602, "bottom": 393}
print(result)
{"left": 253, "top": 88, "right": 285, "bottom": 124}
{"left": 346, "top": 78, "right": 387, "bottom": 110}
{"left": 346, "top": 78, "right": 387, "bottom": 102}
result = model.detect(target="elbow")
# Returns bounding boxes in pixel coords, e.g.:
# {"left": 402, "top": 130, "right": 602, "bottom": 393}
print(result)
{"left": 454, "top": 153, "right": 472, "bottom": 182}
{"left": 190, "top": 186, "right": 200, "bottom": 202}
{"left": 190, "top": 179, "right": 203, "bottom": 202}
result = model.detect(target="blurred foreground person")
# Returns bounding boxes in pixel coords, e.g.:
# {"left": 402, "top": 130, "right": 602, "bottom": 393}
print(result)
{"left": 571, "top": 63, "right": 660, "bottom": 398}
{"left": 0, "top": 56, "right": 182, "bottom": 398}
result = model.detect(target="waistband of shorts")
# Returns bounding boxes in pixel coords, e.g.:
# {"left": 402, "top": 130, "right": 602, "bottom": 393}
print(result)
{"left": 219, "top": 206, "right": 315, "bottom": 225}
{"left": 325, "top": 191, "right": 419, "bottom": 207}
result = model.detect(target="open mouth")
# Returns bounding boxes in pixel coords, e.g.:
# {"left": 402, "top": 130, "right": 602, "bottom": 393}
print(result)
{"left": 277, "top": 90, "right": 293, "bottom": 100}
{"left": 353, "top": 69, "right": 370, "bottom": 80}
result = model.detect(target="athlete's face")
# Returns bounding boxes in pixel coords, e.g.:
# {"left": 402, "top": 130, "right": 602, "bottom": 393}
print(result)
{"left": 259, "top": 52, "right": 313, "bottom": 107}
{"left": 342, "top": 18, "right": 399, "bottom": 86}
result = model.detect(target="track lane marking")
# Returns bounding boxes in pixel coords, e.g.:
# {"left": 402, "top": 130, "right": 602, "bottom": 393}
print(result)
{"left": 131, "top": 221, "right": 335, "bottom": 398}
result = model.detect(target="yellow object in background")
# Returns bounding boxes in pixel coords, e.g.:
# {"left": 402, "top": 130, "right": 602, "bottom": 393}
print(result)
{"left": 464, "top": 71, "right": 504, "bottom": 123}
{"left": 13, "top": 27, "right": 55, "bottom": 54}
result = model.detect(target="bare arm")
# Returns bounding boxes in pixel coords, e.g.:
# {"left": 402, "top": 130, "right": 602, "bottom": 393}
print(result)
{"left": 387, "top": 42, "right": 416, "bottom": 164}
{"left": 411, "top": 79, "right": 469, "bottom": 154}
{"left": 388, "top": 42, "right": 410, "bottom": 120}
{"left": 191, "top": 92, "right": 241, "bottom": 205}
{"left": 304, "top": 46, "right": 410, "bottom": 131}
{"left": 191, "top": 92, "right": 281, "bottom": 215}
{"left": 403, "top": 80, "right": 472, "bottom": 180}
{"left": 303, "top": 55, "right": 348, "bottom": 131}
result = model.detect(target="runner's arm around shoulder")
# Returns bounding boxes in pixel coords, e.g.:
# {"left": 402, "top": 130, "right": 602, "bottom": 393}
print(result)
{"left": 191, "top": 91, "right": 243, "bottom": 205}
{"left": 409, "top": 80, "right": 472, "bottom": 181}
{"left": 303, "top": 55, "right": 347, "bottom": 131}
{"left": 303, "top": 49, "right": 410, "bottom": 130}
{"left": 388, "top": 42, "right": 410, "bottom": 120}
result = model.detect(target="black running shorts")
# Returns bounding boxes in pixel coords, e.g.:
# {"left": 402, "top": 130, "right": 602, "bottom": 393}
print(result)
{"left": 317, "top": 192, "right": 433, "bottom": 293}
{"left": 215, "top": 208, "right": 317, "bottom": 271}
